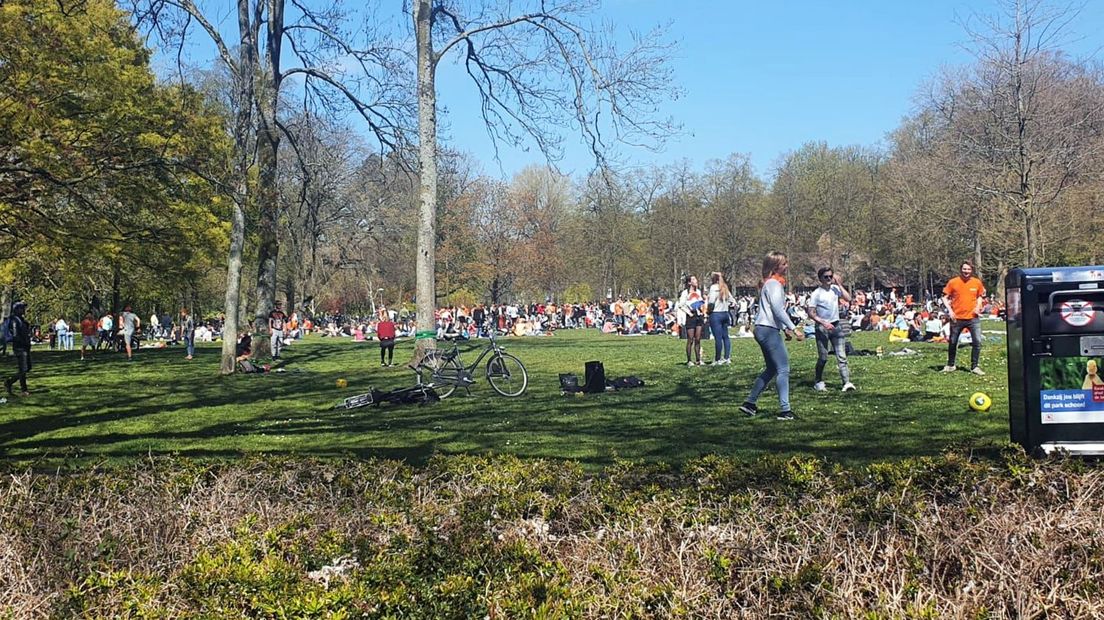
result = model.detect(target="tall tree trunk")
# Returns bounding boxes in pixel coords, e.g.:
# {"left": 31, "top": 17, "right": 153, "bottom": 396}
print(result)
{"left": 253, "top": 0, "right": 284, "bottom": 355}
{"left": 221, "top": 0, "right": 258, "bottom": 374}
{"left": 413, "top": 0, "right": 437, "bottom": 362}
{"left": 111, "top": 264, "right": 120, "bottom": 314}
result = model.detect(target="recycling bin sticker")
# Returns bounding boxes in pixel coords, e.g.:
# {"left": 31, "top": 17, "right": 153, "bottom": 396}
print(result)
{"left": 1040, "top": 357, "right": 1104, "bottom": 424}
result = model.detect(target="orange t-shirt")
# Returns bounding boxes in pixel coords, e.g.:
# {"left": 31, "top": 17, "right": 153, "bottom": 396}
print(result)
{"left": 80, "top": 318, "right": 96, "bottom": 336}
{"left": 943, "top": 276, "right": 986, "bottom": 320}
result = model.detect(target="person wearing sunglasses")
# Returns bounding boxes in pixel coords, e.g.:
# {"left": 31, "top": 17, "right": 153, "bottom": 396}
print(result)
{"left": 807, "top": 267, "right": 855, "bottom": 393}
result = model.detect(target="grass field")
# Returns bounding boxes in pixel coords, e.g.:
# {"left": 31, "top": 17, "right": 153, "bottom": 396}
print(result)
{"left": 0, "top": 328, "right": 1010, "bottom": 468}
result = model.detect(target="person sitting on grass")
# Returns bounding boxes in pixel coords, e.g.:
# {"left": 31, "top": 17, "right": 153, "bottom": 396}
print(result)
{"left": 235, "top": 332, "right": 253, "bottom": 363}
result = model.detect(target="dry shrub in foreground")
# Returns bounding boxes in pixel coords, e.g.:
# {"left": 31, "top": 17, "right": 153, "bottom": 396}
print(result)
{"left": 0, "top": 451, "right": 1101, "bottom": 618}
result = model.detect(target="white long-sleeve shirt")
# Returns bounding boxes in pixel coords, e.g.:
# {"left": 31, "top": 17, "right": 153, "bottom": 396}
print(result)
{"left": 754, "top": 278, "right": 795, "bottom": 331}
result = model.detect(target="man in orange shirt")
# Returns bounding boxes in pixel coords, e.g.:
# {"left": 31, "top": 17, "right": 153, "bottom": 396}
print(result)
{"left": 941, "top": 260, "right": 987, "bottom": 375}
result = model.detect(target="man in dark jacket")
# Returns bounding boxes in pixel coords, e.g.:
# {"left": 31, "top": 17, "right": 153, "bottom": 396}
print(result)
{"left": 5, "top": 301, "right": 32, "bottom": 396}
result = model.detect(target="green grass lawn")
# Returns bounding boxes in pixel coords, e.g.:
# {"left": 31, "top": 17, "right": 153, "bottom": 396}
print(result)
{"left": 0, "top": 328, "right": 1010, "bottom": 468}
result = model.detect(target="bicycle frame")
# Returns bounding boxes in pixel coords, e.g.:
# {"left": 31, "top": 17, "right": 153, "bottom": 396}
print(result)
{"left": 438, "top": 332, "right": 507, "bottom": 375}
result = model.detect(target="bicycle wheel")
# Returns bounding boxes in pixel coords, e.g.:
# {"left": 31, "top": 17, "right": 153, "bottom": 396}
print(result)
{"left": 485, "top": 353, "right": 528, "bottom": 397}
{"left": 417, "top": 351, "right": 463, "bottom": 399}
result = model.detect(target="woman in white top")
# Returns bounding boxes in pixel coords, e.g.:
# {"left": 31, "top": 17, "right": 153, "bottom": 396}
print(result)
{"left": 739, "top": 252, "right": 804, "bottom": 420}
{"left": 677, "top": 275, "right": 706, "bottom": 366}
{"left": 707, "top": 272, "right": 736, "bottom": 364}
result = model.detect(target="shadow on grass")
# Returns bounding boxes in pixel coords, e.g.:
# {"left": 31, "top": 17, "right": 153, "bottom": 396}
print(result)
{"left": 0, "top": 333, "right": 1008, "bottom": 469}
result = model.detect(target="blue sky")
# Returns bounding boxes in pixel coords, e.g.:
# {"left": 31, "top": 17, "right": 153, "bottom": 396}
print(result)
{"left": 434, "top": 0, "right": 1104, "bottom": 179}
{"left": 152, "top": 1, "right": 1104, "bottom": 180}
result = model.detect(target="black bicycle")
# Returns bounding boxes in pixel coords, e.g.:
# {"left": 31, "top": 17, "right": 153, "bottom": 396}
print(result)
{"left": 414, "top": 329, "right": 528, "bottom": 398}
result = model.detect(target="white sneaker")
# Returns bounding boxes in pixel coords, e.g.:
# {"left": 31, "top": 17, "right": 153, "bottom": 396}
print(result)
{"left": 723, "top": 358, "right": 732, "bottom": 365}
{"left": 941, "top": 365, "right": 957, "bottom": 373}
{"left": 687, "top": 361, "right": 695, "bottom": 367}
{"left": 711, "top": 360, "right": 723, "bottom": 366}
{"left": 842, "top": 382, "right": 856, "bottom": 392}
{"left": 971, "top": 367, "right": 986, "bottom": 376}
{"left": 813, "top": 381, "right": 827, "bottom": 392}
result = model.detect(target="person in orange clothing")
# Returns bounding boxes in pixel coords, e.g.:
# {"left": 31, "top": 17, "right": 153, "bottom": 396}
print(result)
{"left": 941, "top": 260, "right": 987, "bottom": 375}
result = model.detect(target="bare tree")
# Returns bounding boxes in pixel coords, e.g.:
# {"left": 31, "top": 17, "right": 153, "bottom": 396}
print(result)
{"left": 930, "top": 0, "right": 1104, "bottom": 267}
{"left": 409, "top": 0, "right": 677, "bottom": 359}
{"left": 133, "top": 0, "right": 412, "bottom": 372}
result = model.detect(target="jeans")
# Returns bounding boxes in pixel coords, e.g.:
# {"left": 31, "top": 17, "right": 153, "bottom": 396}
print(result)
{"left": 185, "top": 334, "right": 195, "bottom": 357}
{"left": 709, "top": 312, "right": 731, "bottom": 360}
{"left": 271, "top": 330, "right": 284, "bottom": 357}
{"left": 948, "top": 317, "right": 982, "bottom": 368}
{"left": 746, "top": 325, "right": 791, "bottom": 412}
{"left": 814, "top": 323, "right": 850, "bottom": 384}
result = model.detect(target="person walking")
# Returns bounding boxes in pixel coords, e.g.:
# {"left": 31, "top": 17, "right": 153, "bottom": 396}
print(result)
{"left": 268, "top": 301, "right": 287, "bottom": 359}
{"left": 707, "top": 272, "right": 736, "bottom": 365}
{"left": 807, "top": 267, "right": 855, "bottom": 392}
{"left": 181, "top": 308, "right": 196, "bottom": 360}
{"left": 739, "top": 252, "right": 804, "bottom": 420}
{"left": 677, "top": 275, "right": 706, "bottom": 366}
{"left": 4, "top": 302, "right": 32, "bottom": 396}
{"left": 941, "top": 260, "right": 987, "bottom": 375}
{"left": 120, "top": 305, "right": 140, "bottom": 361}
{"left": 79, "top": 312, "right": 97, "bottom": 360}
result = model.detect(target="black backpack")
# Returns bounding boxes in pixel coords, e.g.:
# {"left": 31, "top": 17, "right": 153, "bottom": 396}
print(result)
{"left": 584, "top": 361, "right": 606, "bottom": 393}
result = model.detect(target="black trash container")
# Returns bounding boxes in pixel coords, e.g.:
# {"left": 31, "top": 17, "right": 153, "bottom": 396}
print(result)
{"left": 1007, "top": 266, "right": 1104, "bottom": 455}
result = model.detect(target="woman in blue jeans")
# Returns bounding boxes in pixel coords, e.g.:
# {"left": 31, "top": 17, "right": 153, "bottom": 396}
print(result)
{"left": 739, "top": 252, "right": 805, "bottom": 420}
{"left": 707, "top": 272, "right": 735, "bottom": 364}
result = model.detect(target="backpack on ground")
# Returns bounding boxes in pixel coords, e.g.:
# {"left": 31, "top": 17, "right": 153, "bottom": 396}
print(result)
{"left": 559, "top": 373, "right": 582, "bottom": 394}
{"left": 584, "top": 361, "right": 606, "bottom": 393}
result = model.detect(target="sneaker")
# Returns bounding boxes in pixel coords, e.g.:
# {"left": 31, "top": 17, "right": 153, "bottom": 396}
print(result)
{"left": 842, "top": 382, "right": 857, "bottom": 392}
{"left": 776, "top": 410, "right": 796, "bottom": 421}
{"left": 738, "top": 402, "right": 759, "bottom": 417}
{"left": 724, "top": 358, "right": 732, "bottom": 365}
{"left": 813, "top": 381, "right": 827, "bottom": 392}
{"left": 185, "top": 355, "right": 193, "bottom": 360}
{"left": 687, "top": 361, "right": 695, "bottom": 367}
{"left": 711, "top": 360, "right": 723, "bottom": 366}
{"left": 381, "top": 362, "right": 387, "bottom": 367}
{"left": 941, "top": 365, "right": 956, "bottom": 373}
{"left": 971, "top": 367, "right": 986, "bottom": 376}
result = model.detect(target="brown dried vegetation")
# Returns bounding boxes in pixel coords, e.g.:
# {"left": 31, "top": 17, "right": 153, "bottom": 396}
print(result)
{"left": 1, "top": 452, "right": 1102, "bottom": 618}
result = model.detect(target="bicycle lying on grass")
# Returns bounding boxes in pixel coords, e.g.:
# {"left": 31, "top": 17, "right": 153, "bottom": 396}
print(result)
{"left": 413, "top": 328, "right": 528, "bottom": 398}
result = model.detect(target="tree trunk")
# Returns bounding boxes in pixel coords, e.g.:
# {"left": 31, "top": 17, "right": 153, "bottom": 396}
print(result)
{"left": 252, "top": 0, "right": 284, "bottom": 356}
{"left": 221, "top": 200, "right": 247, "bottom": 374}
{"left": 111, "top": 264, "right": 121, "bottom": 314}
{"left": 413, "top": 0, "right": 437, "bottom": 362}
{"left": 221, "top": 0, "right": 258, "bottom": 375}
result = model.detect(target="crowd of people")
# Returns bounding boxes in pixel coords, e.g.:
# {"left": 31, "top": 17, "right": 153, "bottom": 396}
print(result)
{"left": 2, "top": 255, "right": 997, "bottom": 404}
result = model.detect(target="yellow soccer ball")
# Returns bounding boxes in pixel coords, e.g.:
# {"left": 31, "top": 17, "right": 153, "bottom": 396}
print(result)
{"left": 969, "top": 392, "right": 992, "bottom": 412}
{"left": 336, "top": 378, "right": 348, "bottom": 389}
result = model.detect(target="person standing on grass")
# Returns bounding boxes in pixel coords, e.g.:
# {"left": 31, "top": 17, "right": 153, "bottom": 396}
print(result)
{"left": 181, "top": 308, "right": 196, "bottom": 360}
{"left": 707, "top": 272, "right": 736, "bottom": 365}
{"left": 376, "top": 310, "right": 397, "bottom": 367}
{"left": 739, "top": 252, "right": 805, "bottom": 420}
{"left": 4, "top": 301, "right": 32, "bottom": 396}
{"left": 79, "top": 312, "right": 97, "bottom": 360}
{"left": 120, "top": 305, "right": 140, "bottom": 361}
{"left": 98, "top": 311, "right": 113, "bottom": 351}
{"left": 941, "top": 260, "right": 987, "bottom": 376}
{"left": 268, "top": 300, "right": 287, "bottom": 359}
{"left": 677, "top": 275, "right": 706, "bottom": 366}
{"left": 807, "top": 267, "right": 855, "bottom": 393}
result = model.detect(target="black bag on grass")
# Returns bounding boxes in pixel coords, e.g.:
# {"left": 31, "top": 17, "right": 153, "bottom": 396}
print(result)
{"left": 584, "top": 361, "right": 605, "bottom": 393}
{"left": 559, "top": 373, "right": 582, "bottom": 393}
